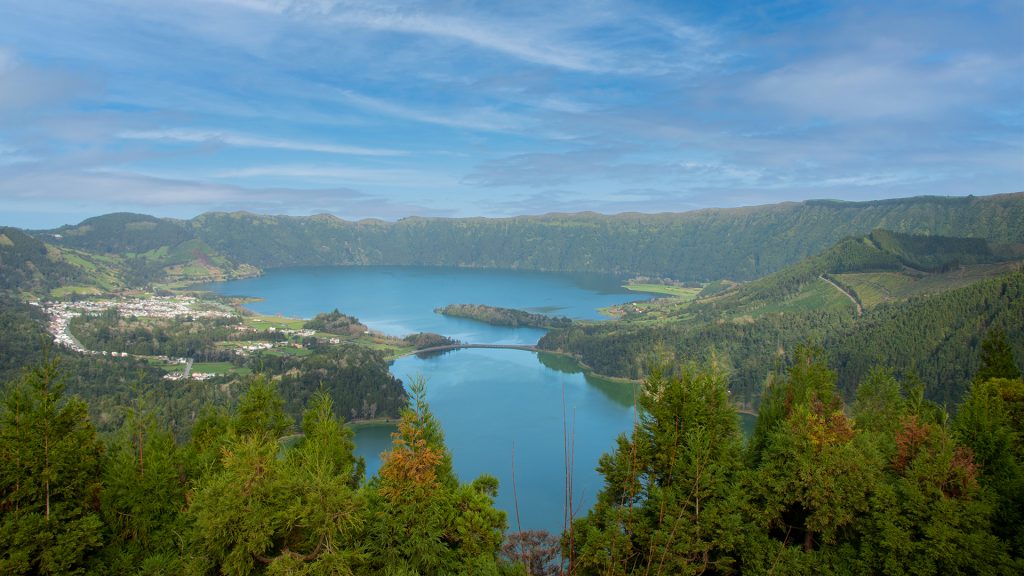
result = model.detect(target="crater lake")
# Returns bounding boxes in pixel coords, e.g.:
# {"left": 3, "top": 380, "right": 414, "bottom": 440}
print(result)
{"left": 201, "top": 266, "right": 658, "bottom": 533}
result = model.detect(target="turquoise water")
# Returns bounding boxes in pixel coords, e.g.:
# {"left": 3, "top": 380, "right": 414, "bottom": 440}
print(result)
{"left": 203, "top": 266, "right": 692, "bottom": 534}
{"left": 201, "top": 266, "right": 641, "bottom": 344}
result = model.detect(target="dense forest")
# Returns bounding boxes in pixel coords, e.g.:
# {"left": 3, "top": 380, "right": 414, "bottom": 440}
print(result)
{"left": 538, "top": 229, "right": 1024, "bottom": 408}
{"left": 0, "top": 227, "right": 92, "bottom": 295}
{"left": 36, "top": 193, "right": 1024, "bottom": 283}
{"left": 2, "top": 335, "right": 1021, "bottom": 574}
{"left": 542, "top": 271, "right": 1023, "bottom": 407}
{"left": 569, "top": 340, "right": 1024, "bottom": 575}
{"left": 436, "top": 304, "right": 573, "bottom": 329}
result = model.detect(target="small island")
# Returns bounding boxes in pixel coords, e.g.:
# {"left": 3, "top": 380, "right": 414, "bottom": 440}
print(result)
{"left": 435, "top": 303, "right": 573, "bottom": 329}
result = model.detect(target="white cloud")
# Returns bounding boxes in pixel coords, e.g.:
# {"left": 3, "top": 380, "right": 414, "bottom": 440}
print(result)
{"left": 188, "top": 0, "right": 716, "bottom": 75}
{"left": 118, "top": 128, "right": 406, "bottom": 156}
{"left": 0, "top": 167, "right": 454, "bottom": 219}
{"left": 750, "top": 49, "right": 1005, "bottom": 122}
{"left": 215, "top": 163, "right": 459, "bottom": 187}
{"left": 0, "top": 48, "right": 92, "bottom": 116}
{"left": 337, "top": 89, "right": 527, "bottom": 133}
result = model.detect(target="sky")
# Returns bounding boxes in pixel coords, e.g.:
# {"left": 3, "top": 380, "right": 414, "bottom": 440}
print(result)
{"left": 0, "top": 0, "right": 1021, "bottom": 229}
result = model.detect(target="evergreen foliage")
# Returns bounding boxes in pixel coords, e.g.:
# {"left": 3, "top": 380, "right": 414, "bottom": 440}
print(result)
{"left": 436, "top": 304, "right": 572, "bottom": 329}
{"left": 570, "top": 361, "right": 746, "bottom": 575}
{"left": 572, "top": 346, "right": 1023, "bottom": 574}
{"left": 0, "top": 353, "right": 106, "bottom": 575}
{"left": 976, "top": 328, "right": 1023, "bottom": 382}
{"left": 2, "top": 339, "right": 1023, "bottom": 574}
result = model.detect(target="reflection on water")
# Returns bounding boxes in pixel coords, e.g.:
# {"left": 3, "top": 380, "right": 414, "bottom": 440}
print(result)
{"left": 201, "top": 266, "right": 665, "bottom": 533}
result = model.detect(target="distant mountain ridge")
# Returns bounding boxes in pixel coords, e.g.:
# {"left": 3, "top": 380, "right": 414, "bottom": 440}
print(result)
{"left": 27, "top": 192, "right": 1024, "bottom": 283}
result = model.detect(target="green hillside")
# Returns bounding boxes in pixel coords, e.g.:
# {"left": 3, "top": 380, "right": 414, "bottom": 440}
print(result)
{"left": 44, "top": 212, "right": 195, "bottom": 254}
{"left": 538, "top": 231, "right": 1024, "bottom": 406}
{"left": 685, "top": 228, "right": 1021, "bottom": 315}
{"left": 0, "top": 227, "right": 124, "bottom": 297}
{"left": 35, "top": 213, "right": 255, "bottom": 288}
{"left": 38, "top": 192, "right": 1024, "bottom": 283}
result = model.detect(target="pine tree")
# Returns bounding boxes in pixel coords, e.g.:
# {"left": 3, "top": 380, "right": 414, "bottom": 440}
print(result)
{"left": 363, "top": 376, "right": 508, "bottom": 575}
{"left": 976, "top": 328, "right": 1022, "bottom": 382}
{"left": 186, "top": 381, "right": 367, "bottom": 574}
{"left": 0, "top": 354, "right": 106, "bottom": 575}
{"left": 742, "top": 346, "right": 881, "bottom": 572}
{"left": 570, "top": 361, "right": 747, "bottom": 575}
{"left": 99, "top": 393, "right": 187, "bottom": 574}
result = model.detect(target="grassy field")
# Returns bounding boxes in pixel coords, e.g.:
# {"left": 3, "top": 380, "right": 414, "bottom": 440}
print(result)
{"left": 150, "top": 359, "right": 251, "bottom": 376}
{"left": 835, "top": 262, "right": 1021, "bottom": 309}
{"left": 51, "top": 285, "right": 104, "bottom": 297}
{"left": 833, "top": 272, "right": 916, "bottom": 308}
{"left": 625, "top": 283, "right": 702, "bottom": 300}
{"left": 244, "top": 315, "right": 308, "bottom": 330}
{"left": 191, "top": 361, "right": 251, "bottom": 375}
{"left": 150, "top": 361, "right": 184, "bottom": 372}
{"left": 752, "top": 278, "right": 855, "bottom": 316}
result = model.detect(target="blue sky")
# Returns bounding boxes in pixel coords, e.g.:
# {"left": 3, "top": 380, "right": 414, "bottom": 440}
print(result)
{"left": 0, "top": 0, "right": 1021, "bottom": 228}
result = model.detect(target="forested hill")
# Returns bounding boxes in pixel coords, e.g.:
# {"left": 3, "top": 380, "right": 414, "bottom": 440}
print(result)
{"left": 538, "top": 228, "right": 1024, "bottom": 407}
{"left": 691, "top": 228, "right": 1022, "bottom": 311}
{"left": 37, "top": 192, "right": 1024, "bottom": 282}
{"left": 0, "top": 226, "right": 121, "bottom": 296}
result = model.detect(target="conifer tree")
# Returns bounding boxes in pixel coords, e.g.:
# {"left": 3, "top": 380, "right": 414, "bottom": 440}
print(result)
{"left": 742, "top": 346, "right": 881, "bottom": 572}
{"left": 363, "top": 377, "right": 508, "bottom": 575}
{"left": 858, "top": 411, "right": 1011, "bottom": 574}
{"left": 186, "top": 381, "right": 365, "bottom": 575}
{"left": 976, "top": 328, "right": 1022, "bottom": 382}
{"left": 99, "top": 395, "right": 188, "bottom": 574}
{"left": 0, "top": 354, "right": 105, "bottom": 575}
{"left": 570, "top": 362, "right": 747, "bottom": 575}
{"left": 955, "top": 375, "right": 1024, "bottom": 561}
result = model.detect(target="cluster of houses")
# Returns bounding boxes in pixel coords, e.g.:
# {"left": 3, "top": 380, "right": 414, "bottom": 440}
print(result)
{"left": 39, "top": 295, "right": 233, "bottom": 356}
{"left": 266, "top": 326, "right": 316, "bottom": 337}
{"left": 162, "top": 371, "right": 216, "bottom": 382}
{"left": 36, "top": 296, "right": 353, "bottom": 382}
{"left": 232, "top": 341, "right": 275, "bottom": 355}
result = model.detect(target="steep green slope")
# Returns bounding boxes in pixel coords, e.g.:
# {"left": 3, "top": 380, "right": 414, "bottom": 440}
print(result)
{"left": 692, "top": 229, "right": 1022, "bottom": 314}
{"left": 538, "top": 231, "right": 1024, "bottom": 406}
{"left": 0, "top": 227, "right": 124, "bottom": 297}
{"left": 190, "top": 194, "right": 1024, "bottom": 281}
{"left": 828, "top": 271, "right": 1024, "bottom": 406}
{"left": 38, "top": 213, "right": 254, "bottom": 286}
{"left": 39, "top": 192, "right": 1024, "bottom": 283}
{"left": 44, "top": 212, "right": 195, "bottom": 253}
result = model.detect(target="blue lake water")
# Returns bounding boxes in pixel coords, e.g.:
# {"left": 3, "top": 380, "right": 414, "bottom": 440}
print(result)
{"left": 203, "top": 266, "right": 642, "bottom": 344}
{"left": 202, "top": 266, "right": 739, "bottom": 534}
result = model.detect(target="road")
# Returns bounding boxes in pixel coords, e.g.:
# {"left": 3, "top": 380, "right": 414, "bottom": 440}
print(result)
{"left": 398, "top": 343, "right": 541, "bottom": 358}
{"left": 820, "top": 275, "right": 862, "bottom": 316}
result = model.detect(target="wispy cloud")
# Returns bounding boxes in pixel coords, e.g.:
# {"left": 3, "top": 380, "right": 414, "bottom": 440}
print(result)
{"left": 336, "top": 89, "right": 528, "bottom": 134}
{"left": 118, "top": 128, "right": 406, "bottom": 156}
{"left": 192, "top": 0, "right": 719, "bottom": 75}
{"left": 0, "top": 48, "right": 93, "bottom": 117}
{"left": 215, "top": 163, "right": 460, "bottom": 188}
{"left": 316, "top": 4, "right": 608, "bottom": 73}
{"left": 750, "top": 53, "right": 1004, "bottom": 121}
{"left": 0, "top": 167, "right": 454, "bottom": 222}
{"left": 0, "top": 1, "right": 1020, "bottom": 226}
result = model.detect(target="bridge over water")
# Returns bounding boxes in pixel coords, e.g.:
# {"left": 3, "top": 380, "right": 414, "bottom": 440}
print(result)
{"left": 397, "top": 343, "right": 541, "bottom": 358}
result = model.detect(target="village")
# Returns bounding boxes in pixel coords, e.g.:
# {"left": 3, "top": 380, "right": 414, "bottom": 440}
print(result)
{"left": 34, "top": 295, "right": 353, "bottom": 382}
{"left": 38, "top": 295, "right": 242, "bottom": 380}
